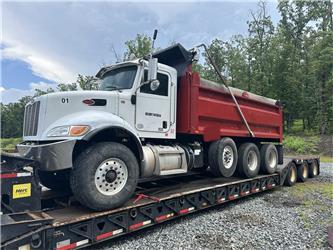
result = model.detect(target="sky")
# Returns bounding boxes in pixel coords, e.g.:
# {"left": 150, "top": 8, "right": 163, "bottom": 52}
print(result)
{"left": 1, "top": 1, "right": 280, "bottom": 104}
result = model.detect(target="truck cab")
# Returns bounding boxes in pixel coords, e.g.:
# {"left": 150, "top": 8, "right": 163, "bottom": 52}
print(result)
{"left": 97, "top": 60, "right": 178, "bottom": 140}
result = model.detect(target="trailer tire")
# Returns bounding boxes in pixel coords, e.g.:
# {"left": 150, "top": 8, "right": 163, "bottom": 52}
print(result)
{"left": 208, "top": 137, "right": 237, "bottom": 177}
{"left": 70, "top": 142, "right": 139, "bottom": 211}
{"left": 237, "top": 143, "right": 260, "bottom": 178}
{"left": 260, "top": 144, "right": 278, "bottom": 174}
{"left": 284, "top": 162, "right": 297, "bottom": 186}
{"left": 38, "top": 169, "right": 70, "bottom": 191}
{"left": 297, "top": 162, "right": 309, "bottom": 182}
{"left": 309, "top": 160, "right": 319, "bottom": 178}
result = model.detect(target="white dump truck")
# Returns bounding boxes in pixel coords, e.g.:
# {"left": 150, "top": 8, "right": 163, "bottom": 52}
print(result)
{"left": 16, "top": 37, "right": 285, "bottom": 211}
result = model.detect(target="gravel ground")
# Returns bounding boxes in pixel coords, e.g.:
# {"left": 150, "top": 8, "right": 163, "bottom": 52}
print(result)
{"left": 95, "top": 163, "right": 333, "bottom": 250}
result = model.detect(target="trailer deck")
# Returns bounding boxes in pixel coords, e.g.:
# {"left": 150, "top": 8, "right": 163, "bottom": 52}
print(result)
{"left": 1, "top": 156, "right": 320, "bottom": 250}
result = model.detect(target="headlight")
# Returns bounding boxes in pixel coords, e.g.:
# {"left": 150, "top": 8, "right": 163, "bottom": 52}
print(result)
{"left": 47, "top": 125, "right": 90, "bottom": 137}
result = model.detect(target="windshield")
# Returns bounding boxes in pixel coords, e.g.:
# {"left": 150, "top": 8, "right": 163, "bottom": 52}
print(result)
{"left": 99, "top": 65, "right": 137, "bottom": 91}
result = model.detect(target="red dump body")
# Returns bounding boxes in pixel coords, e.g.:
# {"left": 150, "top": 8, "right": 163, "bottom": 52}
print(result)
{"left": 177, "top": 68, "right": 283, "bottom": 143}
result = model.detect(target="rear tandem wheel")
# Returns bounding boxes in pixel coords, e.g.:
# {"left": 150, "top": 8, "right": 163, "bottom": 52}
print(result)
{"left": 309, "top": 160, "right": 319, "bottom": 178}
{"left": 284, "top": 162, "right": 297, "bottom": 186}
{"left": 297, "top": 161, "right": 309, "bottom": 182}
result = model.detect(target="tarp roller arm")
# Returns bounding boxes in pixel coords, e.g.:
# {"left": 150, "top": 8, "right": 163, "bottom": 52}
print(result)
{"left": 195, "top": 44, "right": 255, "bottom": 137}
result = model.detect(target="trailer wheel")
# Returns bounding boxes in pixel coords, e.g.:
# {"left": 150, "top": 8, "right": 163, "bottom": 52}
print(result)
{"left": 260, "top": 144, "right": 278, "bottom": 174}
{"left": 70, "top": 142, "right": 139, "bottom": 211}
{"left": 309, "top": 160, "right": 319, "bottom": 178}
{"left": 38, "top": 169, "right": 70, "bottom": 190}
{"left": 237, "top": 143, "right": 260, "bottom": 178}
{"left": 284, "top": 162, "right": 297, "bottom": 186}
{"left": 297, "top": 162, "right": 309, "bottom": 182}
{"left": 208, "top": 137, "right": 237, "bottom": 177}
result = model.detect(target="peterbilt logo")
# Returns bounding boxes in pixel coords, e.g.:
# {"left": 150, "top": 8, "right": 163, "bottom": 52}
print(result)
{"left": 83, "top": 99, "right": 95, "bottom": 105}
{"left": 82, "top": 99, "right": 107, "bottom": 106}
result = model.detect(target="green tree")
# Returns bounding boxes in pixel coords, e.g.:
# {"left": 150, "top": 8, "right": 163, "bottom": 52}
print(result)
{"left": 247, "top": 0, "right": 275, "bottom": 95}
{"left": 123, "top": 34, "right": 152, "bottom": 60}
{"left": 1, "top": 96, "right": 32, "bottom": 138}
{"left": 76, "top": 74, "right": 99, "bottom": 90}
{"left": 277, "top": 0, "right": 333, "bottom": 133}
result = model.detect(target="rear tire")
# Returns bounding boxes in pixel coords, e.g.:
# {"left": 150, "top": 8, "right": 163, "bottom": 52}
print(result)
{"left": 309, "top": 160, "right": 319, "bottom": 178}
{"left": 237, "top": 143, "right": 260, "bottom": 178}
{"left": 38, "top": 169, "right": 70, "bottom": 190}
{"left": 297, "top": 162, "right": 309, "bottom": 182}
{"left": 70, "top": 142, "right": 139, "bottom": 211}
{"left": 208, "top": 137, "right": 237, "bottom": 177}
{"left": 284, "top": 162, "right": 297, "bottom": 186}
{"left": 260, "top": 144, "right": 278, "bottom": 174}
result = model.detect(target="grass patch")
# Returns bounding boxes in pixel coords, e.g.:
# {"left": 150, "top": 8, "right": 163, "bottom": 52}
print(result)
{"left": 320, "top": 155, "right": 333, "bottom": 163}
{"left": 0, "top": 138, "right": 22, "bottom": 150}
{"left": 283, "top": 135, "right": 319, "bottom": 154}
{"left": 291, "top": 182, "right": 333, "bottom": 229}
{"left": 292, "top": 182, "right": 333, "bottom": 200}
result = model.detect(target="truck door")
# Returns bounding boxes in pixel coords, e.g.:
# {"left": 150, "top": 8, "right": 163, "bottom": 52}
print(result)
{"left": 135, "top": 70, "right": 171, "bottom": 136}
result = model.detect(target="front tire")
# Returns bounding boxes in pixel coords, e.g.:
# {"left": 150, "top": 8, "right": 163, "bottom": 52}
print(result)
{"left": 70, "top": 142, "right": 139, "bottom": 211}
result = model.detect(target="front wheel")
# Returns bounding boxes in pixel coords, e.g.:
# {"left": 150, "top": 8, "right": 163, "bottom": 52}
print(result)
{"left": 70, "top": 142, "right": 139, "bottom": 211}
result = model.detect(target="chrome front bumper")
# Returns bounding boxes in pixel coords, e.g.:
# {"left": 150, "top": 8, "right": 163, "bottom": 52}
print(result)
{"left": 17, "top": 140, "right": 76, "bottom": 171}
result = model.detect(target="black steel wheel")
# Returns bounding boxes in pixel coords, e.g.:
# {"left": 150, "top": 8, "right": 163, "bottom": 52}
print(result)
{"left": 309, "top": 160, "right": 319, "bottom": 178}
{"left": 284, "top": 162, "right": 297, "bottom": 186}
{"left": 260, "top": 144, "right": 278, "bottom": 174}
{"left": 237, "top": 143, "right": 260, "bottom": 178}
{"left": 297, "top": 161, "right": 309, "bottom": 182}
{"left": 208, "top": 137, "right": 238, "bottom": 177}
{"left": 70, "top": 142, "right": 139, "bottom": 211}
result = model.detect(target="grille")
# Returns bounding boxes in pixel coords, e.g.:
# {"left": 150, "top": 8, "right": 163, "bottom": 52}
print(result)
{"left": 23, "top": 101, "right": 40, "bottom": 136}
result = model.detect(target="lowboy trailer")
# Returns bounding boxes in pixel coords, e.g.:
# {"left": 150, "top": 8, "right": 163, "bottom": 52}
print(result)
{"left": 1, "top": 154, "right": 320, "bottom": 250}
{"left": 0, "top": 33, "right": 321, "bottom": 248}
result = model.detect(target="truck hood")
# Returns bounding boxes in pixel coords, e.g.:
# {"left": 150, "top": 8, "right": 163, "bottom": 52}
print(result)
{"left": 24, "top": 90, "right": 119, "bottom": 140}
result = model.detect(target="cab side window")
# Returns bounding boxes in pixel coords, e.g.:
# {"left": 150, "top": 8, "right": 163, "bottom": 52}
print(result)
{"left": 141, "top": 70, "right": 169, "bottom": 96}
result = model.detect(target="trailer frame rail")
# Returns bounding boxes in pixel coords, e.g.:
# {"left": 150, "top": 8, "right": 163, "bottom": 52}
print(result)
{"left": 1, "top": 156, "right": 319, "bottom": 250}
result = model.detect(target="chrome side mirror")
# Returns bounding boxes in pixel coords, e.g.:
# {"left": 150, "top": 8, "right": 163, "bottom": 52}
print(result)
{"left": 148, "top": 58, "right": 158, "bottom": 81}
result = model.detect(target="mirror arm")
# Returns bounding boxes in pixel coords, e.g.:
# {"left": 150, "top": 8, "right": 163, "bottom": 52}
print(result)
{"left": 132, "top": 78, "right": 158, "bottom": 100}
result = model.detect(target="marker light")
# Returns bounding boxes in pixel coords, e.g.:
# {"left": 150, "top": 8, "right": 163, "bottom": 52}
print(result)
{"left": 69, "top": 126, "right": 90, "bottom": 136}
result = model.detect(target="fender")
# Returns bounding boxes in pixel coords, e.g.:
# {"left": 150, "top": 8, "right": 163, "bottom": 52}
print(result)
{"left": 42, "top": 110, "right": 143, "bottom": 161}
{"left": 83, "top": 125, "right": 143, "bottom": 161}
